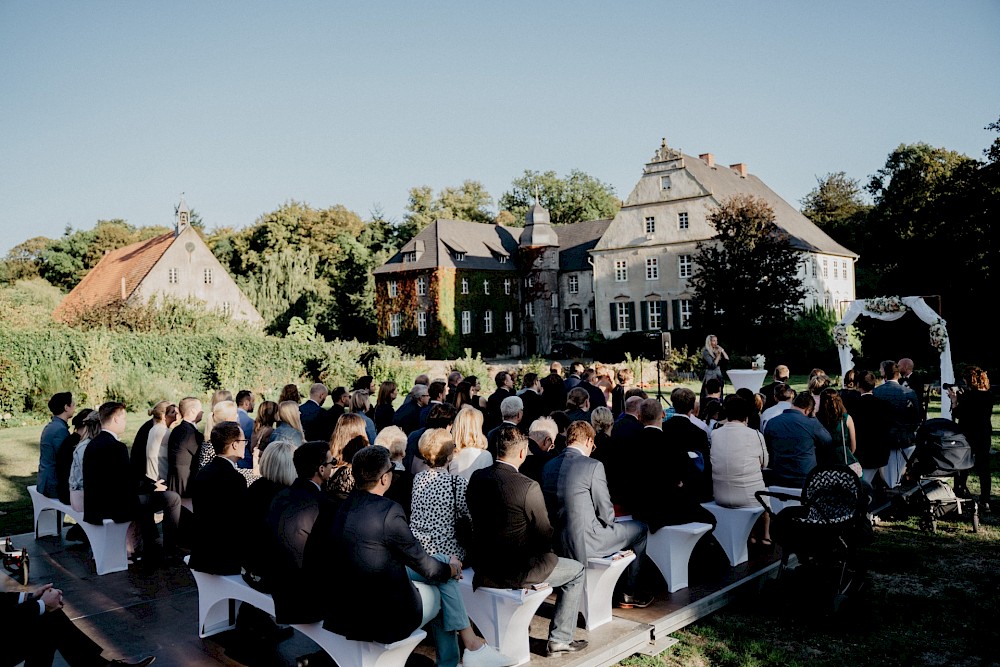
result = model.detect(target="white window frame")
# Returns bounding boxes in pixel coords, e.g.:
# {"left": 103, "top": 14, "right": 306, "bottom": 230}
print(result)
{"left": 679, "top": 300, "right": 692, "bottom": 329}
{"left": 168, "top": 267, "right": 178, "bottom": 284}
{"left": 417, "top": 311, "right": 427, "bottom": 337}
{"left": 614, "top": 260, "right": 628, "bottom": 282}
{"left": 484, "top": 310, "right": 493, "bottom": 334}
{"left": 504, "top": 310, "right": 514, "bottom": 333}
{"left": 678, "top": 255, "right": 692, "bottom": 278}
{"left": 678, "top": 211, "right": 689, "bottom": 229}
{"left": 403, "top": 251, "right": 416, "bottom": 263}
{"left": 461, "top": 277, "right": 469, "bottom": 294}
{"left": 646, "top": 257, "right": 659, "bottom": 280}
{"left": 648, "top": 301, "right": 661, "bottom": 330}
{"left": 644, "top": 216, "right": 655, "bottom": 234}
{"left": 823, "top": 258, "right": 829, "bottom": 278}
{"left": 526, "top": 302, "right": 534, "bottom": 317}
{"left": 203, "top": 268, "right": 213, "bottom": 285}
{"left": 390, "top": 313, "right": 401, "bottom": 337}
{"left": 416, "top": 276, "right": 427, "bottom": 296}
{"left": 388, "top": 280, "right": 398, "bottom": 298}
{"left": 569, "top": 310, "right": 580, "bottom": 331}
{"left": 454, "top": 252, "right": 466, "bottom": 262}
{"left": 221, "top": 302, "right": 231, "bottom": 317}
{"left": 615, "top": 302, "right": 630, "bottom": 331}
{"left": 568, "top": 274, "right": 579, "bottom": 294}
{"left": 461, "top": 310, "right": 471, "bottom": 335}
{"left": 504, "top": 279, "right": 511, "bottom": 295}
{"left": 483, "top": 280, "right": 490, "bottom": 295}
{"left": 660, "top": 175, "right": 671, "bottom": 190}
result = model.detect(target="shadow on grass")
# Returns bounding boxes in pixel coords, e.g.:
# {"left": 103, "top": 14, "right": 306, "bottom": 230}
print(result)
{"left": 0, "top": 473, "right": 40, "bottom": 536}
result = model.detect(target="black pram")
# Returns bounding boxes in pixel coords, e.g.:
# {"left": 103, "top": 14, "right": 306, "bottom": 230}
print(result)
{"left": 893, "top": 418, "right": 979, "bottom": 532}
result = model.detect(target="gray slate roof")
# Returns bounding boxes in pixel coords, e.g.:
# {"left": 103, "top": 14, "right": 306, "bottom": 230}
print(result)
{"left": 375, "top": 217, "right": 614, "bottom": 275}
{"left": 556, "top": 219, "right": 612, "bottom": 271}
{"left": 374, "top": 220, "right": 522, "bottom": 274}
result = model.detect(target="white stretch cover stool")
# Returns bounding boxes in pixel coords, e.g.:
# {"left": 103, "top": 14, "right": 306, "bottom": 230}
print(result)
{"left": 701, "top": 502, "right": 764, "bottom": 567}
{"left": 581, "top": 552, "right": 635, "bottom": 629}
{"left": 766, "top": 486, "right": 802, "bottom": 516}
{"left": 459, "top": 568, "right": 549, "bottom": 666}
{"left": 646, "top": 522, "right": 713, "bottom": 592}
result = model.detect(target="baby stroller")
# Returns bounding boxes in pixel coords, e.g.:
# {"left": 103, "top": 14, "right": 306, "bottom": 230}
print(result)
{"left": 756, "top": 464, "right": 872, "bottom": 614}
{"left": 894, "top": 418, "right": 979, "bottom": 533}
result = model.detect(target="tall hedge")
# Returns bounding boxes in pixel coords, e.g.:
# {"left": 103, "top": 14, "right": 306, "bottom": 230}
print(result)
{"left": 0, "top": 329, "right": 395, "bottom": 424}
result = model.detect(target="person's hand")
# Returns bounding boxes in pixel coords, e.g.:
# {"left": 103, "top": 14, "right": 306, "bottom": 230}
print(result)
{"left": 154, "top": 480, "right": 167, "bottom": 492}
{"left": 449, "top": 555, "right": 463, "bottom": 579}
{"left": 40, "top": 587, "right": 63, "bottom": 613}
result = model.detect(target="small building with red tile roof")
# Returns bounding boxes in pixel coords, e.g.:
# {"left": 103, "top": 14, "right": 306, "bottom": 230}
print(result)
{"left": 53, "top": 197, "right": 263, "bottom": 325}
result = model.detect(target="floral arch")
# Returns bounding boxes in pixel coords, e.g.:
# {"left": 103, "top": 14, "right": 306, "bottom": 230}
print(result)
{"left": 833, "top": 296, "right": 955, "bottom": 419}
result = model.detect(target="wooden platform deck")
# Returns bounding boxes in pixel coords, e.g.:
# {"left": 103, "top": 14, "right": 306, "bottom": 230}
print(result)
{"left": 2, "top": 529, "right": 784, "bottom": 667}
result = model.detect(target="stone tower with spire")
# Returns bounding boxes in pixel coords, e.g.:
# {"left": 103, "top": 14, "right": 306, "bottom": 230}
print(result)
{"left": 518, "top": 198, "right": 560, "bottom": 355}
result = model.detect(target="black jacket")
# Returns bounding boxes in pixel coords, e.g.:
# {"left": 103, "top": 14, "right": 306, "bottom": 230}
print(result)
{"left": 82, "top": 431, "right": 137, "bottom": 525}
{"left": 167, "top": 420, "right": 203, "bottom": 498}
{"left": 189, "top": 457, "right": 248, "bottom": 575}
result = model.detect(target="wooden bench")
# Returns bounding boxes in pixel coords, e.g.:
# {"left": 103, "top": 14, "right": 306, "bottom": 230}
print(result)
{"left": 645, "top": 522, "right": 713, "bottom": 593}
{"left": 458, "top": 568, "right": 550, "bottom": 666}
{"left": 186, "top": 560, "right": 426, "bottom": 667}
{"left": 27, "top": 485, "right": 131, "bottom": 575}
{"left": 581, "top": 551, "right": 635, "bottom": 629}
{"left": 700, "top": 502, "right": 764, "bottom": 567}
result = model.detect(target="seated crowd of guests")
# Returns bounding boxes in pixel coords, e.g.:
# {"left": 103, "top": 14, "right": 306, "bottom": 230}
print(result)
{"left": 26, "top": 356, "right": 989, "bottom": 667}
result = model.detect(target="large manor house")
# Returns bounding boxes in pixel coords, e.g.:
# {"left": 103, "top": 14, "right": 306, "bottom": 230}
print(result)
{"left": 374, "top": 139, "right": 857, "bottom": 357}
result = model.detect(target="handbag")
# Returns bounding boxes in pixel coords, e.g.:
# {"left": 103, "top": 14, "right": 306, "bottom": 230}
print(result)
{"left": 451, "top": 475, "right": 475, "bottom": 554}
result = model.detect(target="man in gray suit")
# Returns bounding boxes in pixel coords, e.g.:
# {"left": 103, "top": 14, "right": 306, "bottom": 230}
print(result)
{"left": 541, "top": 420, "right": 653, "bottom": 608}
{"left": 873, "top": 360, "right": 921, "bottom": 488}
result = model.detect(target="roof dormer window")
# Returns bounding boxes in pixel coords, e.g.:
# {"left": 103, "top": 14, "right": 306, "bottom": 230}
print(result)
{"left": 454, "top": 252, "right": 466, "bottom": 262}
{"left": 403, "top": 251, "right": 417, "bottom": 263}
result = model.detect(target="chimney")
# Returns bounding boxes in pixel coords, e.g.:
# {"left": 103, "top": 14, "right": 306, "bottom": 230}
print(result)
{"left": 699, "top": 153, "right": 715, "bottom": 167}
{"left": 121, "top": 277, "right": 127, "bottom": 299}
{"left": 729, "top": 163, "right": 747, "bottom": 177}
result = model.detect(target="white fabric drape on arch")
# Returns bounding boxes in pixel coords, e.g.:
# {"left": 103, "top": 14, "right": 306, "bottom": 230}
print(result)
{"left": 835, "top": 296, "right": 954, "bottom": 419}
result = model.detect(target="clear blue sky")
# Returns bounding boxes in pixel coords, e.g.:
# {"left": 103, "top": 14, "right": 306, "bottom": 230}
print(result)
{"left": 2, "top": 1, "right": 997, "bottom": 255}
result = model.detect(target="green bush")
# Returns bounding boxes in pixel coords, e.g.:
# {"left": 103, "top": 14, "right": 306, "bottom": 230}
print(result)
{"left": 449, "top": 349, "right": 491, "bottom": 391}
{"left": 0, "top": 328, "right": 381, "bottom": 425}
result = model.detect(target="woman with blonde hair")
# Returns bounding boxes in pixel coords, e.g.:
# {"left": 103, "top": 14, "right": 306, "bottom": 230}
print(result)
{"left": 701, "top": 334, "right": 729, "bottom": 398}
{"left": 447, "top": 405, "right": 492, "bottom": 480}
{"left": 350, "top": 389, "right": 377, "bottom": 444}
{"left": 202, "top": 389, "right": 234, "bottom": 437}
{"left": 327, "top": 413, "right": 370, "bottom": 499}
{"left": 269, "top": 400, "right": 305, "bottom": 447}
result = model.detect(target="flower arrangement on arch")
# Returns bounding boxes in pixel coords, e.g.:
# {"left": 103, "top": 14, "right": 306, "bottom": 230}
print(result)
{"left": 865, "top": 296, "right": 907, "bottom": 315}
{"left": 928, "top": 319, "right": 949, "bottom": 354}
{"left": 833, "top": 323, "right": 850, "bottom": 349}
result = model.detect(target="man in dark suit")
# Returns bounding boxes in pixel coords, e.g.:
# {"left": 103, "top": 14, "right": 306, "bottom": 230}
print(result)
{"left": 486, "top": 396, "right": 523, "bottom": 460}
{"left": 631, "top": 399, "right": 713, "bottom": 531}
{"left": 542, "top": 421, "right": 652, "bottom": 608}
{"left": 898, "top": 358, "right": 927, "bottom": 419}
{"left": 850, "top": 370, "right": 893, "bottom": 488}
{"left": 599, "top": 395, "right": 644, "bottom": 511}
{"left": 418, "top": 381, "right": 446, "bottom": 427}
{"left": 485, "top": 371, "right": 515, "bottom": 433}
{"left": 188, "top": 422, "right": 249, "bottom": 575}
{"left": 521, "top": 418, "right": 558, "bottom": 483}
{"left": 541, "top": 364, "right": 568, "bottom": 416}
{"left": 265, "top": 441, "right": 335, "bottom": 624}
{"left": 394, "top": 384, "right": 429, "bottom": 434}
{"left": 83, "top": 402, "right": 176, "bottom": 566}
{"left": 758, "top": 365, "right": 790, "bottom": 412}
{"left": 662, "top": 388, "right": 712, "bottom": 502}
{"left": 2, "top": 585, "right": 154, "bottom": 667}
{"left": 467, "top": 427, "right": 588, "bottom": 655}
{"left": 299, "top": 383, "right": 329, "bottom": 441}
{"left": 763, "top": 391, "right": 832, "bottom": 488}
{"left": 580, "top": 369, "right": 607, "bottom": 409}
{"left": 563, "top": 361, "right": 584, "bottom": 391}
{"left": 167, "top": 397, "right": 204, "bottom": 500}
{"left": 874, "top": 360, "right": 921, "bottom": 488}
{"left": 517, "top": 373, "right": 545, "bottom": 431}
{"left": 306, "top": 447, "right": 469, "bottom": 666}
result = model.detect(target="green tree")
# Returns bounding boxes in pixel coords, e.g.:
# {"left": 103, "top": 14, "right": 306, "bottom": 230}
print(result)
{"left": 1, "top": 236, "right": 54, "bottom": 283}
{"left": 801, "top": 172, "right": 871, "bottom": 247}
{"left": 399, "top": 180, "right": 494, "bottom": 241}
{"left": 498, "top": 169, "right": 621, "bottom": 226}
{"left": 687, "top": 195, "right": 806, "bottom": 352}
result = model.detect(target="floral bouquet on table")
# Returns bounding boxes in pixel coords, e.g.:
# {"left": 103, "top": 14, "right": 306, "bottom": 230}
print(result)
{"left": 752, "top": 354, "right": 766, "bottom": 370}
